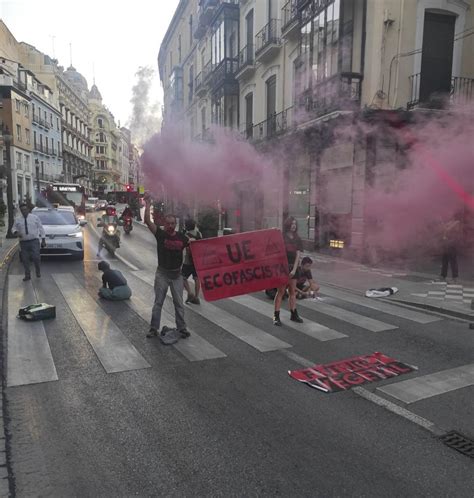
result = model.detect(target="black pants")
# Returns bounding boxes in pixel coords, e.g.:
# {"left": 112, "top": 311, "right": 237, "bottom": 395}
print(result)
{"left": 441, "top": 247, "right": 458, "bottom": 279}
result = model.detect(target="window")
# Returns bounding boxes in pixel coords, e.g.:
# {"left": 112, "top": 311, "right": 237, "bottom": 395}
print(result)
{"left": 24, "top": 103, "right": 29, "bottom": 117}
{"left": 201, "top": 107, "right": 207, "bottom": 134}
{"left": 50, "top": 113, "right": 53, "bottom": 126}
{"left": 25, "top": 128, "right": 30, "bottom": 145}
{"left": 189, "top": 15, "right": 193, "bottom": 47}
{"left": 266, "top": 75, "right": 277, "bottom": 136}
{"left": 98, "top": 117, "right": 103, "bottom": 128}
{"left": 189, "top": 65, "right": 194, "bottom": 103}
{"left": 51, "top": 137, "right": 54, "bottom": 154}
{"left": 24, "top": 155, "right": 29, "bottom": 172}
{"left": 16, "top": 124, "right": 22, "bottom": 141}
{"left": 33, "top": 131, "right": 37, "bottom": 147}
{"left": 15, "top": 99, "right": 20, "bottom": 113}
{"left": 245, "top": 93, "right": 253, "bottom": 138}
{"left": 16, "top": 152, "right": 22, "bottom": 167}
{"left": 178, "top": 35, "right": 182, "bottom": 64}
{"left": 419, "top": 11, "right": 456, "bottom": 103}
{"left": 57, "top": 117, "right": 60, "bottom": 130}
{"left": 58, "top": 141, "right": 61, "bottom": 156}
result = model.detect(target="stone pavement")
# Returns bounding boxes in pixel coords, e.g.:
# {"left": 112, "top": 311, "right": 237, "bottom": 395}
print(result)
{"left": 0, "top": 222, "right": 18, "bottom": 497}
{"left": 303, "top": 250, "right": 474, "bottom": 321}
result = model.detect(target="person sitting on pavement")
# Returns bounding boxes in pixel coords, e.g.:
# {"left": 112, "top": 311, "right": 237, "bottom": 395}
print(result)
{"left": 182, "top": 218, "right": 202, "bottom": 305}
{"left": 97, "top": 261, "right": 132, "bottom": 300}
{"left": 295, "top": 256, "right": 320, "bottom": 299}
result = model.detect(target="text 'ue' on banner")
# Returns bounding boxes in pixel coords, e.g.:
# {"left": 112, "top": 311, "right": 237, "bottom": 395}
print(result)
{"left": 190, "top": 229, "right": 289, "bottom": 302}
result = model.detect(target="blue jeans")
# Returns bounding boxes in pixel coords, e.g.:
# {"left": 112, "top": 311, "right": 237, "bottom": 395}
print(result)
{"left": 20, "top": 239, "right": 41, "bottom": 277}
{"left": 151, "top": 268, "right": 186, "bottom": 332}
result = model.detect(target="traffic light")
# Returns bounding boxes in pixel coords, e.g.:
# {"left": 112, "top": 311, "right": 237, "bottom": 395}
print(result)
{"left": 126, "top": 184, "right": 132, "bottom": 192}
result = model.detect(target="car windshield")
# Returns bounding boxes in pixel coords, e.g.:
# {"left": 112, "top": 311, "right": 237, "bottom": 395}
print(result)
{"left": 35, "top": 211, "right": 77, "bottom": 225}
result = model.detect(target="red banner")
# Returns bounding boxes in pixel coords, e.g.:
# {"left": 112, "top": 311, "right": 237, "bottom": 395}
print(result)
{"left": 190, "top": 229, "right": 289, "bottom": 302}
{"left": 288, "top": 352, "right": 415, "bottom": 393}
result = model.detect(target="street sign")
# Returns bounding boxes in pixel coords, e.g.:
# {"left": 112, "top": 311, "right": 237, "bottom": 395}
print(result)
{"left": 138, "top": 185, "right": 145, "bottom": 194}
{"left": 191, "top": 228, "right": 289, "bottom": 302}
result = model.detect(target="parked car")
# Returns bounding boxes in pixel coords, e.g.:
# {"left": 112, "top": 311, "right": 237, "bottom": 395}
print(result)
{"left": 32, "top": 206, "right": 87, "bottom": 260}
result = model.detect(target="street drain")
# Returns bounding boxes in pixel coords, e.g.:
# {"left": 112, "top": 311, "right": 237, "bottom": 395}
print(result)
{"left": 439, "top": 431, "right": 474, "bottom": 458}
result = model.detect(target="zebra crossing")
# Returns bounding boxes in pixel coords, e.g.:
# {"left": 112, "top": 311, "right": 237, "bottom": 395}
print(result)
{"left": 10, "top": 268, "right": 474, "bottom": 406}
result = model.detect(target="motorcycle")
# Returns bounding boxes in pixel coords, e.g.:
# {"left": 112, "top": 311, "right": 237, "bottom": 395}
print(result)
{"left": 97, "top": 218, "right": 123, "bottom": 256}
{"left": 122, "top": 215, "right": 133, "bottom": 235}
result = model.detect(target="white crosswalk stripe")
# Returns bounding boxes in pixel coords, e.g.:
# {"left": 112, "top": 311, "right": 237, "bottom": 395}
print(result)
{"left": 378, "top": 364, "right": 474, "bottom": 404}
{"left": 319, "top": 286, "right": 441, "bottom": 324}
{"left": 230, "top": 294, "right": 347, "bottom": 341}
{"left": 297, "top": 296, "right": 398, "bottom": 332}
{"left": 7, "top": 275, "right": 58, "bottom": 387}
{"left": 124, "top": 273, "right": 227, "bottom": 362}
{"left": 132, "top": 271, "right": 292, "bottom": 353}
{"left": 53, "top": 273, "right": 151, "bottom": 374}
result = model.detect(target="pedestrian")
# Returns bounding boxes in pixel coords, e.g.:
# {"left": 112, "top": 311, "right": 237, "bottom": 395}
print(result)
{"left": 13, "top": 202, "right": 46, "bottom": 281}
{"left": 97, "top": 261, "right": 132, "bottom": 300}
{"left": 182, "top": 218, "right": 202, "bottom": 305}
{"left": 143, "top": 192, "right": 190, "bottom": 339}
{"left": 439, "top": 216, "right": 462, "bottom": 283}
{"left": 295, "top": 256, "right": 320, "bottom": 299}
{"left": 273, "top": 216, "right": 304, "bottom": 326}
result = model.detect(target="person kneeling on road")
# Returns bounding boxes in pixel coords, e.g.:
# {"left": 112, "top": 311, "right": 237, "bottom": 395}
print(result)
{"left": 296, "top": 257, "right": 320, "bottom": 299}
{"left": 97, "top": 261, "right": 132, "bottom": 300}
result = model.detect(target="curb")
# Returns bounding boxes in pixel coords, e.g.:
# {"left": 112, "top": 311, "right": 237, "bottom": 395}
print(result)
{"left": 0, "top": 241, "right": 18, "bottom": 497}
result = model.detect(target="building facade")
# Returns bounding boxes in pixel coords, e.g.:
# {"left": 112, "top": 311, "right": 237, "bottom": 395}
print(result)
{"left": 18, "top": 67, "right": 63, "bottom": 195}
{"left": 0, "top": 59, "right": 34, "bottom": 204}
{"left": 159, "top": 0, "right": 473, "bottom": 257}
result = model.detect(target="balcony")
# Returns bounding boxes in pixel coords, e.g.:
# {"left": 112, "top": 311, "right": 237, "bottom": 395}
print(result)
{"left": 243, "top": 108, "right": 293, "bottom": 142}
{"left": 281, "top": 0, "right": 300, "bottom": 38}
{"left": 255, "top": 19, "right": 281, "bottom": 62}
{"left": 408, "top": 74, "right": 474, "bottom": 109}
{"left": 298, "top": 73, "right": 362, "bottom": 124}
{"left": 195, "top": 62, "right": 213, "bottom": 97}
{"left": 235, "top": 45, "right": 256, "bottom": 80}
{"left": 210, "top": 57, "right": 239, "bottom": 91}
{"left": 32, "top": 114, "right": 50, "bottom": 130}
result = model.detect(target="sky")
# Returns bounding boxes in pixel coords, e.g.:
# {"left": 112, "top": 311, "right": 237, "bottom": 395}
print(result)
{"left": 0, "top": 0, "right": 180, "bottom": 127}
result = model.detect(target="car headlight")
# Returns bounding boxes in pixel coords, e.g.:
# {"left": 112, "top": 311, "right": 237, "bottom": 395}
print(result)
{"left": 78, "top": 215, "right": 85, "bottom": 220}
{"left": 68, "top": 231, "right": 83, "bottom": 238}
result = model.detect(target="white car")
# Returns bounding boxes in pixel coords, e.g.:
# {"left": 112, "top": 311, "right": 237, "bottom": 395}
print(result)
{"left": 85, "top": 197, "right": 99, "bottom": 212}
{"left": 33, "top": 207, "right": 87, "bottom": 260}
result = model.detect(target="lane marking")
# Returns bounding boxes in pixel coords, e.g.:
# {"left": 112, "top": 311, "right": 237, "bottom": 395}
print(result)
{"left": 320, "top": 285, "right": 440, "bottom": 324}
{"left": 377, "top": 363, "right": 474, "bottom": 404}
{"left": 7, "top": 275, "right": 58, "bottom": 387}
{"left": 353, "top": 387, "right": 440, "bottom": 435}
{"left": 297, "top": 297, "right": 398, "bottom": 332}
{"left": 124, "top": 272, "right": 226, "bottom": 362}
{"left": 52, "top": 273, "right": 150, "bottom": 373}
{"left": 231, "top": 294, "right": 347, "bottom": 341}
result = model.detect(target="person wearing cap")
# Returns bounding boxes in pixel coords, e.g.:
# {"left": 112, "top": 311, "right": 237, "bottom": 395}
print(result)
{"left": 13, "top": 202, "right": 46, "bottom": 281}
{"left": 97, "top": 261, "right": 132, "bottom": 300}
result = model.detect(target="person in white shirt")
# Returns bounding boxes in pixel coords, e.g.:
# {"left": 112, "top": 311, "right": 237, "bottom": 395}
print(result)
{"left": 13, "top": 202, "right": 46, "bottom": 281}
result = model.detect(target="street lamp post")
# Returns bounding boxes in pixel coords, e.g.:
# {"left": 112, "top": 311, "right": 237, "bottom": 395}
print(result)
{"left": 3, "top": 127, "right": 15, "bottom": 238}
{"left": 35, "top": 158, "right": 40, "bottom": 197}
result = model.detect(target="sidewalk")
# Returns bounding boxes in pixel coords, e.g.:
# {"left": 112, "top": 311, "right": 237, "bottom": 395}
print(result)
{"left": 0, "top": 223, "right": 18, "bottom": 496}
{"left": 303, "top": 249, "right": 474, "bottom": 320}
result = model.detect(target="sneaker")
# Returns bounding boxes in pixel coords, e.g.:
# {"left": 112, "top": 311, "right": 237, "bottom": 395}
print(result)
{"left": 146, "top": 328, "right": 158, "bottom": 338}
{"left": 179, "top": 329, "right": 191, "bottom": 338}
{"left": 191, "top": 297, "right": 201, "bottom": 305}
{"left": 23, "top": 275, "right": 31, "bottom": 282}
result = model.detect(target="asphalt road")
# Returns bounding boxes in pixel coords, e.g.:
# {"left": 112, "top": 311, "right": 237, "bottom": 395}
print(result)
{"left": 5, "top": 216, "right": 474, "bottom": 497}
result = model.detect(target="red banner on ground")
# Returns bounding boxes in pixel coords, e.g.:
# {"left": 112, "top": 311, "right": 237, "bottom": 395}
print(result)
{"left": 288, "top": 352, "right": 415, "bottom": 393}
{"left": 190, "top": 229, "right": 289, "bottom": 302}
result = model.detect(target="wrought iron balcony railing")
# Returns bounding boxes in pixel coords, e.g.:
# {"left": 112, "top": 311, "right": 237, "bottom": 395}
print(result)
{"left": 238, "top": 45, "right": 255, "bottom": 72}
{"left": 243, "top": 108, "right": 293, "bottom": 142}
{"left": 255, "top": 19, "right": 281, "bottom": 57}
{"left": 210, "top": 58, "right": 238, "bottom": 89}
{"left": 298, "top": 73, "right": 362, "bottom": 121}
{"left": 408, "top": 74, "right": 474, "bottom": 109}
{"left": 282, "top": 0, "right": 300, "bottom": 34}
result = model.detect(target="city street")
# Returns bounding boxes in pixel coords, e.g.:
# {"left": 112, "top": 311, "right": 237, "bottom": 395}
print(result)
{"left": 4, "top": 217, "right": 474, "bottom": 497}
